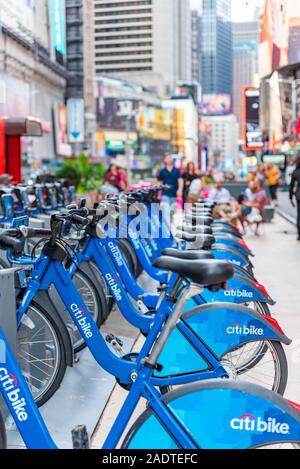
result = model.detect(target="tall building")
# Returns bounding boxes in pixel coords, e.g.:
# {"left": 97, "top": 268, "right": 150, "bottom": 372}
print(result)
{"left": 0, "top": 0, "right": 68, "bottom": 163}
{"left": 66, "top": 0, "right": 96, "bottom": 155}
{"left": 93, "top": 0, "right": 192, "bottom": 97}
{"left": 232, "top": 21, "right": 259, "bottom": 137}
{"left": 191, "top": 10, "right": 201, "bottom": 84}
{"left": 201, "top": 0, "right": 233, "bottom": 100}
{"left": 202, "top": 114, "right": 239, "bottom": 162}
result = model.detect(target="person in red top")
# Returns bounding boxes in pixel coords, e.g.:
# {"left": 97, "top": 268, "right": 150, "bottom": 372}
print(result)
{"left": 104, "top": 164, "right": 121, "bottom": 191}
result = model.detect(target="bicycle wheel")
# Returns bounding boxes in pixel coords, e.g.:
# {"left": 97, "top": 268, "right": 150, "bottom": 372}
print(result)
{"left": 64, "top": 269, "right": 105, "bottom": 353}
{"left": 17, "top": 301, "right": 67, "bottom": 407}
{"left": 0, "top": 410, "right": 7, "bottom": 449}
{"left": 122, "top": 381, "right": 300, "bottom": 449}
{"left": 89, "top": 261, "right": 114, "bottom": 313}
{"left": 222, "top": 340, "right": 288, "bottom": 395}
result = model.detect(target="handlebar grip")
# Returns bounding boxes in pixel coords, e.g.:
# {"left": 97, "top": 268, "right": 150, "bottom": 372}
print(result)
{"left": 88, "top": 209, "right": 97, "bottom": 216}
{"left": 20, "top": 227, "right": 53, "bottom": 238}
{"left": 0, "top": 234, "right": 24, "bottom": 254}
{"left": 69, "top": 213, "right": 89, "bottom": 226}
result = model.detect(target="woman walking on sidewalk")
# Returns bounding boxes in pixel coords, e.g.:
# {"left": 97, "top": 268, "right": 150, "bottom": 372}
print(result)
{"left": 289, "top": 158, "right": 300, "bottom": 241}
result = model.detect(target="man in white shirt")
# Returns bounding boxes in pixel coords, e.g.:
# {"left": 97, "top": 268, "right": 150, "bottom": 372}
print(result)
{"left": 209, "top": 181, "right": 231, "bottom": 204}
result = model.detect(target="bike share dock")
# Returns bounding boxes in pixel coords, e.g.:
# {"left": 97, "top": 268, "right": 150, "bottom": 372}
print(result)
{"left": 0, "top": 270, "right": 136, "bottom": 449}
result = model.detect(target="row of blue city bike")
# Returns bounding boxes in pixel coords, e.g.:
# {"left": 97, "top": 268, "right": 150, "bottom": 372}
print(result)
{"left": 0, "top": 182, "right": 299, "bottom": 449}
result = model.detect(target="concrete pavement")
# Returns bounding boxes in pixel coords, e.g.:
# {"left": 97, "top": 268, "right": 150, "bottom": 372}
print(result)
{"left": 92, "top": 214, "right": 300, "bottom": 447}
{"left": 278, "top": 190, "right": 297, "bottom": 223}
{"left": 244, "top": 214, "right": 300, "bottom": 403}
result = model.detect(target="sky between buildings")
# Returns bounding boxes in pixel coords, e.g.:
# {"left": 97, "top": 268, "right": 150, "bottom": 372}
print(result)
{"left": 190, "top": 0, "right": 264, "bottom": 22}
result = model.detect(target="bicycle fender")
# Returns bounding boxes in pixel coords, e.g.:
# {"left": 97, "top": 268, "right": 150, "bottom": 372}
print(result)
{"left": 210, "top": 245, "right": 251, "bottom": 268}
{"left": 154, "top": 303, "right": 290, "bottom": 377}
{"left": 123, "top": 380, "right": 300, "bottom": 449}
{"left": 198, "top": 275, "right": 275, "bottom": 306}
{"left": 182, "top": 303, "right": 291, "bottom": 357}
{"left": 33, "top": 290, "right": 74, "bottom": 367}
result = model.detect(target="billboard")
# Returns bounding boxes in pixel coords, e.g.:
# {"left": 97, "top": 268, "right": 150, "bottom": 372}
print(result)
{"left": 260, "top": 0, "right": 300, "bottom": 78}
{"left": 137, "top": 107, "right": 171, "bottom": 141}
{"left": 53, "top": 104, "right": 72, "bottom": 157}
{"left": 243, "top": 87, "right": 264, "bottom": 151}
{"left": 49, "top": 0, "right": 66, "bottom": 64}
{"left": 201, "top": 94, "right": 231, "bottom": 116}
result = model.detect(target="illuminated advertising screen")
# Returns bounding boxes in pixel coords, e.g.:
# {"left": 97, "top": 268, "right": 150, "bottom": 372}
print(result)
{"left": 49, "top": 0, "right": 66, "bottom": 64}
{"left": 243, "top": 87, "right": 264, "bottom": 151}
{"left": 201, "top": 94, "right": 231, "bottom": 116}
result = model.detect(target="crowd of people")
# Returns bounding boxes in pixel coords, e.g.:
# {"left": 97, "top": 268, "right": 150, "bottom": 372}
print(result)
{"left": 100, "top": 152, "right": 300, "bottom": 240}
{"left": 156, "top": 153, "right": 276, "bottom": 236}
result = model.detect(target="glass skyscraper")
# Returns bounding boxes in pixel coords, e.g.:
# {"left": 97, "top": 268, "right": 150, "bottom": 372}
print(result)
{"left": 201, "top": 0, "right": 233, "bottom": 101}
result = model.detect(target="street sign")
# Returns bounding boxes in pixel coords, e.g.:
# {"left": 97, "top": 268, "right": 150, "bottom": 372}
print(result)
{"left": 67, "top": 98, "right": 85, "bottom": 143}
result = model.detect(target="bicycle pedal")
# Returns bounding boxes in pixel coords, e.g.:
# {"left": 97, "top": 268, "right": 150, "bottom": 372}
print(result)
{"left": 72, "top": 425, "right": 90, "bottom": 449}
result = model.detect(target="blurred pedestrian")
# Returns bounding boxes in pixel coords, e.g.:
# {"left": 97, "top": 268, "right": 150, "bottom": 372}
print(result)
{"left": 289, "top": 158, "right": 300, "bottom": 241}
{"left": 157, "top": 153, "right": 183, "bottom": 211}
{"left": 183, "top": 162, "right": 198, "bottom": 202}
{"left": 104, "top": 164, "right": 121, "bottom": 191}
{"left": 117, "top": 166, "right": 128, "bottom": 192}
{"left": 265, "top": 163, "right": 281, "bottom": 206}
{"left": 247, "top": 180, "right": 268, "bottom": 236}
{"left": 256, "top": 162, "right": 266, "bottom": 183}
{"left": 210, "top": 181, "right": 239, "bottom": 225}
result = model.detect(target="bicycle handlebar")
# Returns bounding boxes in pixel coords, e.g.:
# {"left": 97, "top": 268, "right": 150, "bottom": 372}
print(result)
{"left": 0, "top": 234, "right": 24, "bottom": 253}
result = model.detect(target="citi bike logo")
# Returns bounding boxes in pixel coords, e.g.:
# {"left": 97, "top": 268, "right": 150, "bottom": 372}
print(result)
{"left": 70, "top": 304, "right": 93, "bottom": 339}
{"left": 107, "top": 242, "right": 123, "bottom": 268}
{"left": 226, "top": 323, "right": 264, "bottom": 336}
{"left": 105, "top": 273, "right": 122, "bottom": 301}
{"left": 0, "top": 368, "right": 28, "bottom": 422}
{"left": 230, "top": 414, "right": 290, "bottom": 435}
{"left": 224, "top": 288, "right": 253, "bottom": 299}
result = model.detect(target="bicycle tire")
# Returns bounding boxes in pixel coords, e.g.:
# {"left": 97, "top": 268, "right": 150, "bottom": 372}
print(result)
{"left": 118, "top": 239, "right": 139, "bottom": 278}
{"left": 0, "top": 410, "right": 7, "bottom": 449}
{"left": 0, "top": 257, "right": 9, "bottom": 269}
{"left": 17, "top": 300, "right": 67, "bottom": 407}
{"left": 89, "top": 261, "right": 115, "bottom": 313}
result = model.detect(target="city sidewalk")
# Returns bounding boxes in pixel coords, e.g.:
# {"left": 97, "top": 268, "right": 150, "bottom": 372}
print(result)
{"left": 92, "top": 214, "right": 300, "bottom": 448}
{"left": 244, "top": 214, "right": 300, "bottom": 402}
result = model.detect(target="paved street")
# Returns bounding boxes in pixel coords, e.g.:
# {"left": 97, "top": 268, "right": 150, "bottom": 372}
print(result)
{"left": 92, "top": 214, "right": 300, "bottom": 447}
{"left": 244, "top": 215, "right": 300, "bottom": 402}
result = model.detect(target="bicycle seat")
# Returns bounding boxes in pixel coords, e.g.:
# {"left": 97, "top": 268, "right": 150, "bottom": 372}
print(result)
{"left": 153, "top": 257, "right": 233, "bottom": 287}
{"left": 175, "top": 232, "right": 215, "bottom": 248}
{"left": 161, "top": 248, "right": 213, "bottom": 260}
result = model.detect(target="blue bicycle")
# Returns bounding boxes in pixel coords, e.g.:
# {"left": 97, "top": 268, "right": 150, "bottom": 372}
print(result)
{"left": 0, "top": 242, "right": 299, "bottom": 448}
{"left": 1, "top": 202, "right": 290, "bottom": 410}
